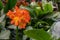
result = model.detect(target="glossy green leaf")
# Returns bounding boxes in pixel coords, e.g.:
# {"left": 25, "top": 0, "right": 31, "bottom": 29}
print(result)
{"left": 0, "top": 0, "right": 3, "bottom": 10}
{"left": 4, "top": 0, "right": 17, "bottom": 13}
{"left": 43, "top": 3, "right": 53, "bottom": 13}
{"left": 24, "top": 29, "right": 51, "bottom": 40}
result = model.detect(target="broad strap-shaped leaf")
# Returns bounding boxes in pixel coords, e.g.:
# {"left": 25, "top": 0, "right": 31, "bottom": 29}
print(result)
{"left": 0, "top": 0, "right": 3, "bottom": 10}
{"left": 4, "top": 0, "right": 17, "bottom": 13}
{"left": 24, "top": 29, "right": 51, "bottom": 40}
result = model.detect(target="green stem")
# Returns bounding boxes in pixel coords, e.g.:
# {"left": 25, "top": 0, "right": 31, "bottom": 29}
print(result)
{"left": 16, "top": 26, "right": 19, "bottom": 40}
{"left": 0, "top": 11, "right": 1, "bottom": 17}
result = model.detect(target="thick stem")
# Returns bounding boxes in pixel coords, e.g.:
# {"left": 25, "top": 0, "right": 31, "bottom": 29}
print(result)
{"left": 22, "top": 29, "right": 24, "bottom": 40}
{"left": 16, "top": 27, "right": 24, "bottom": 40}
{"left": 16, "top": 26, "right": 19, "bottom": 40}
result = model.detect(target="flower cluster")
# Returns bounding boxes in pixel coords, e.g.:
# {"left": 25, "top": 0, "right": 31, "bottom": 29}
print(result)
{"left": 7, "top": 6, "right": 30, "bottom": 29}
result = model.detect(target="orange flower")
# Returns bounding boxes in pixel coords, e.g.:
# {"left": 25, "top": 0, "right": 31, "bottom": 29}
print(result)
{"left": 7, "top": 6, "right": 30, "bottom": 29}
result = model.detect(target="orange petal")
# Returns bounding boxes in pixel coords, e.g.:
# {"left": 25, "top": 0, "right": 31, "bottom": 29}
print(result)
{"left": 7, "top": 10, "right": 15, "bottom": 19}
{"left": 10, "top": 20, "right": 14, "bottom": 24}
{"left": 15, "top": 6, "right": 19, "bottom": 11}
{"left": 14, "top": 21, "right": 19, "bottom": 26}
{"left": 19, "top": 23, "right": 26, "bottom": 29}
{"left": 7, "top": 10, "right": 12, "bottom": 16}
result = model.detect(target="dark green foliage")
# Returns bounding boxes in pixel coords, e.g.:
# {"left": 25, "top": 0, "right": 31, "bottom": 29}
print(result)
{"left": 24, "top": 29, "right": 51, "bottom": 40}
{"left": 4, "top": 0, "right": 17, "bottom": 13}
{"left": 0, "top": 0, "right": 3, "bottom": 10}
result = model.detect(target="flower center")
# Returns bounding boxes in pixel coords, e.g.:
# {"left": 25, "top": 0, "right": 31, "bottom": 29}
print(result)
{"left": 14, "top": 17, "right": 19, "bottom": 22}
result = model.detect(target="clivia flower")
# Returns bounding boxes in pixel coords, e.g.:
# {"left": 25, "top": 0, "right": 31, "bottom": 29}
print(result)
{"left": 7, "top": 6, "right": 30, "bottom": 29}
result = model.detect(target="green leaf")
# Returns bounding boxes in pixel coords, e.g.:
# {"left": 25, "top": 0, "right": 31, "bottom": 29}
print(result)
{"left": 0, "top": 0, "right": 3, "bottom": 10}
{"left": 43, "top": 3, "right": 53, "bottom": 13}
{"left": 4, "top": 0, "right": 17, "bottom": 13}
{"left": 34, "top": 7, "right": 41, "bottom": 15}
{"left": 24, "top": 7, "right": 36, "bottom": 17}
{"left": 34, "top": 21, "right": 50, "bottom": 30}
{"left": 24, "top": 29, "right": 51, "bottom": 40}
